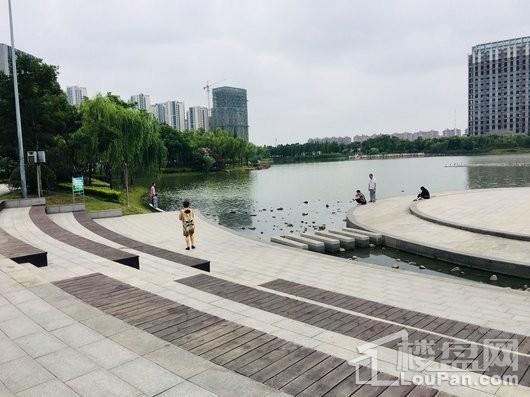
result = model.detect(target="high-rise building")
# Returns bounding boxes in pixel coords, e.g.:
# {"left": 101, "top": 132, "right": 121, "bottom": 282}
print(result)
{"left": 187, "top": 106, "right": 209, "bottom": 130}
{"left": 130, "top": 93, "right": 151, "bottom": 112}
{"left": 442, "top": 128, "right": 462, "bottom": 137}
{"left": 151, "top": 103, "right": 165, "bottom": 124}
{"left": 152, "top": 101, "right": 186, "bottom": 130}
{"left": 468, "top": 36, "right": 530, "bottom": 135}
{"left": 0, "top": 43, "right": 33, "bottom": 76}
{"left": 211, "top": 86, "right": 249, "bottom": 141}
{"left": 66, "top": 86, "right": 87, "bottom": 106}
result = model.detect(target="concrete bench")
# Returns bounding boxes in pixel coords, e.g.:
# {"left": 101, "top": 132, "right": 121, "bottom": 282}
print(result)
{"left": 282, "top": 235, "right": 325, "bottom": 253}
{"left": 300, "top": 233, "right": 340, "bottom": 252}
{"left": 315, "top": 231, "right": 355, "bottom": 249}
{"left": 328, "top": 229, "right": 370, "bottom": 248}
{"left": 30, "top": 205, "right": 139, "bottom": 269}
{"left": 73, "top": 211, "right": 210, "bottom": 272}
{"left": 271, "top": 236, "right": 308, "bottom": 250}
{"left": 342, "top": 227, "right": 383, "bottom": 245}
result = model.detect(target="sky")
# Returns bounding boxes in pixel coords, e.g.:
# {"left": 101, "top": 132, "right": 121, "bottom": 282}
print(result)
{"left": 1, "top": 0, "right": 530, "bottom": 145}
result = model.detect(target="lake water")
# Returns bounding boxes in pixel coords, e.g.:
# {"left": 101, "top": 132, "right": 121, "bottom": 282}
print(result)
{"left": 157, "top": 154, "right": 530, "bottom": 288}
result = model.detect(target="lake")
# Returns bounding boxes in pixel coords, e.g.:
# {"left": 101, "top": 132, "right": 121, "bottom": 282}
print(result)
{"left": 156, "top": 154, "right": 530, "bottom": 288}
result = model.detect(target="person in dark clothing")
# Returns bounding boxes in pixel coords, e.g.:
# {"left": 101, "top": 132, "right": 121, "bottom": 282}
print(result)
{"left": 417, "top": 186, "right": 430, "bottom": 200}
{"left": 354, "top": 190, "right": 367, "bottom": 205}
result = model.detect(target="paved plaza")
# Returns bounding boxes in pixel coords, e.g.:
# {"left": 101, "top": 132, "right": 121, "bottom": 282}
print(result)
{"left": 0, "top": 203, "right": 529, "bottom": 396}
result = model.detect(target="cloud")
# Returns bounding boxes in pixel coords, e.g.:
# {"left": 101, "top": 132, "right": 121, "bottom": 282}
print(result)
{"left": 2, "top": 0, "right": 530, "bottom": 144}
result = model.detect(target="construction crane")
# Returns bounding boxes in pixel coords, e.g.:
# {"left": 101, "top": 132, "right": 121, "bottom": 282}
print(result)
{"left": 203, "top": 80, "right": 225, "bottom": 115}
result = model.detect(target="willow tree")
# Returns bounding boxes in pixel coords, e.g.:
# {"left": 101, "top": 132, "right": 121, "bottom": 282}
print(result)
{"left": 74, "top": 95, "right": 166, "bottom": 187}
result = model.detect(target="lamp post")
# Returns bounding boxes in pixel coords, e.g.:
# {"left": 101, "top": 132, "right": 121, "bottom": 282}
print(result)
{"left": 8, "top": 0, "right": 27, "bottom": 198}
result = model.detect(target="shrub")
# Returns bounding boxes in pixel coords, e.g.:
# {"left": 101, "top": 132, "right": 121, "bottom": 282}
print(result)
{"left": 57, "top": 182, "right": 121, "bottom": 201}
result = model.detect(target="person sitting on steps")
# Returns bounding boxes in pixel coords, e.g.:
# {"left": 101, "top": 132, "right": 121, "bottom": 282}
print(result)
{"left": 354, "top": 190, "right": 367, "bottom": 205}
{"left": 415, "top": 186, "right": 430, "bottom": 201}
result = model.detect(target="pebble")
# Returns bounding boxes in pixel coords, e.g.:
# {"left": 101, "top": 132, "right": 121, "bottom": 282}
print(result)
{"left": 351, "top": 255, "right": 358, "bottom": 260}
{"left": 489, "top": 275, "right": 498, "bottom": 281}
{"left": 450, "top": 266, "right": 460, "bottom": 272}
{"left": 409, "top": 261, "right": 416, "bottom": 265}
{"left": 392, "top": 264, "right": 399, "bottom": 269}
{"left": 419, "top": 265, "right": 425, "bottom": 269}
{"left": 395, "top": 258, "right": 401, "bottom": 262}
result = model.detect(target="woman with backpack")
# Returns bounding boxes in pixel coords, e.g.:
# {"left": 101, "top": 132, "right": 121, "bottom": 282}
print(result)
{"left": 179, "top": 199, "right": 196, "bottom": 250}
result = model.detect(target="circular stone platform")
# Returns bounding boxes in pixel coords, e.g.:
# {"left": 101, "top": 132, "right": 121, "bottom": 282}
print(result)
{"left": 347, "top": 188, "right": 530, "bottom": 278}
{"left": 411, "top": 188, "right": 530, "bottom": 240}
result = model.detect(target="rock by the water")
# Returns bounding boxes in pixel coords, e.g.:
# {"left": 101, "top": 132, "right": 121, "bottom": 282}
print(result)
{"left": 392, "top": 264, "right": 399, "bottom": 269}
{"left": 409, "top": 261, "right": 416, "bottom": 265}
{"left": 450, "top": 266, "right": 460, "bottom": 272}
{"left": 395, "top": 258, "right": 401, "bottom": 262}
{"left": 351, "top": 255, "right": 357, "bottom": 260}
{"left": 489, "top": 275, "right": 498, "bottom": 281}
{"left": 419, "top": 265, "right": 426, "bottom": 269}
{"left": 248, "top": 227, "right": 256, "bottom": 230}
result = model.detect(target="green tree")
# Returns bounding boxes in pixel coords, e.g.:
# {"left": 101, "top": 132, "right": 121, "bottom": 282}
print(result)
{"left": 0, "top": 54, "right": 80, "bottom": 182}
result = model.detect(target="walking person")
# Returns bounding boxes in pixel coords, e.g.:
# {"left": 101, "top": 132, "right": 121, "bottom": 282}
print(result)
{"left": 179, "top": 199, "right": 196, "bottom": 250}
{"left": 368, "top": 173, "right": 377, "bottom": 203}
{"left": 149, "top": 182, "right": 158, "bottom": 208}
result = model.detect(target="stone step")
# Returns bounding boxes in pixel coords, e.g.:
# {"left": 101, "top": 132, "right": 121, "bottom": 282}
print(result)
{"left": 328, "top": 229, "right": 370, "bottom": 248}
{"left": 300, "top": 233, "right": 341, "bottom": 252}
{"left": 315, "top": 231, "right": 355, "bottom": 250}
{"left": 342, "top": 227, "right": 383, "bottom": 245}
{"left": 270, "top": 236, "right": 308, "bottom": 250}
{"left": 283, "top": 235, "right": 325, "bottom": 253}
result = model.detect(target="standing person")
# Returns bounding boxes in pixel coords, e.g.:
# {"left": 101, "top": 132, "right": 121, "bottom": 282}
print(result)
{"left": 149, "top": 182, "right": 158, "bottom": 208}
{"left": 368, "top": 173, "right": 377, "bottom": 203}
{"left": 179, "top": 199, "right": 196, "bottom": 250}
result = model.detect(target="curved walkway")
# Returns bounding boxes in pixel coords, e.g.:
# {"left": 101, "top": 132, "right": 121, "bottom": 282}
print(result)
{"left": 411, "top": 188, "right": 530, "bottom": 241}
{"left": 347, "top": 190, "right": 530, "bottom": 278}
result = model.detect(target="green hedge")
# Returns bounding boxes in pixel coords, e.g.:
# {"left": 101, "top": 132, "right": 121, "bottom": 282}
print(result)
{"left": 57, "top": 183, "right": 122, "bottom": 201}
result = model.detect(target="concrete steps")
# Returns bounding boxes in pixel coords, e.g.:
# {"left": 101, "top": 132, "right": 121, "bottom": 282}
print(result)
{"left": 315, "top": 231, "right": 355, "bottom": 249}
{"left": 342, "top": 227, "right": 383, "bottom": 245}
{"left": 282, "top": 235, "right": 325, "bottom": 253}
{"left": 300, "top": 233, "right": 340, "bottom": 253}
{"left": 328, "top": 229, "right": 370, "bottom": 248}
{"left": 270, "top": 236, "right": 308, "bottom": 250}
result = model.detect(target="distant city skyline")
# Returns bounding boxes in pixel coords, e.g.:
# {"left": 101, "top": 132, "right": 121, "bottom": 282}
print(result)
{"left": 2, "top": 1, "right": 530, "bottom": 145}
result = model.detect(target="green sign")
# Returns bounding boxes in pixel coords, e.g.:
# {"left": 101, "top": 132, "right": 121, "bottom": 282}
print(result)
{"left": 72, "top": 177, "right": 84, "bottom": 193}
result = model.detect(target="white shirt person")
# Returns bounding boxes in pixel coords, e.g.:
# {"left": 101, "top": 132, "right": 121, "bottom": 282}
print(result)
{"left": 368, "top": 173, "right": 376, "bottom": 202}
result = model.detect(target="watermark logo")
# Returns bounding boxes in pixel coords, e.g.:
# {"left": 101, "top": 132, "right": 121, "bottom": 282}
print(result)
{"left": 348, "top": 329, "right": 519, "bottom": 387}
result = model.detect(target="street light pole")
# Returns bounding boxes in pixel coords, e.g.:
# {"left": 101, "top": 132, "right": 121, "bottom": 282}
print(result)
{"left": 8, "top": 0, "right": 27, "bottom": 198}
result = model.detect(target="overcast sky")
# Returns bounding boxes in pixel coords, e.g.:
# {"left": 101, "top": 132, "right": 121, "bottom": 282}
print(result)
{"left": 1, "top": 0, "right": 530, "bottom": 145}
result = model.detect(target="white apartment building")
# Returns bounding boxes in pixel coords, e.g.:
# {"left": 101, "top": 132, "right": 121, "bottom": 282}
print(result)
{"left": 130, "top": 93, "right": 151, "bottom": 112}
{"left": 66, "top": 86, "right": 87, "bottom": 106}
{"left": 187, "top": 106, "right": 209, "bottom": 130}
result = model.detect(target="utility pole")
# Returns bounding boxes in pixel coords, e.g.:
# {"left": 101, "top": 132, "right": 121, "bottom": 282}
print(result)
{"left": 8, "top": 0, "right": 27, "bottom": 198}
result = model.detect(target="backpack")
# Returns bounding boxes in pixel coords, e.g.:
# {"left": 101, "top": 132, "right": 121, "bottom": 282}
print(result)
{"left": 182, "top": 209, "right": 194, "bottom": 227}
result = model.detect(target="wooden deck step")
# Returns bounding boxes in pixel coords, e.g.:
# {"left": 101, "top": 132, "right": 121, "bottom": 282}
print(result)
{"left": 52, "top": 273, "right": 442, "bottom": 396}
{"left": 73, "top": 211, "right": 209, "bottom": 272}
{"left": 29, "top": 206, "right": 139, "bottom": 269}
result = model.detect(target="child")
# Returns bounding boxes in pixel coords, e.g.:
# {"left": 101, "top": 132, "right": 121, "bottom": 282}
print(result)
{"left": 179, "top": 199, "right": 196, "bottom": 250}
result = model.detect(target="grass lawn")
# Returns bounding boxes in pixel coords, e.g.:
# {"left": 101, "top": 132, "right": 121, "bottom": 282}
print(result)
{"left": 1, "top": 184, "right": 152, "bottom": 216}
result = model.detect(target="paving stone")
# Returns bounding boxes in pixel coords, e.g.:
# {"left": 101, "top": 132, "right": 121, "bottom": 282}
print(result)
{"left": 16, "top": 379, "right": 79, "bottom": 397}
{"left": 0, "top": 356, "right": 53, "bottom": 393}
{"left": 67, "top": 369, "right": 142, "bottom": 397}
{"left": 36, "top": 348, "right": 98, "bottom": 381}
{"left": 156, "top": 381, "right": 217, "bottom": 397}
{"left": 0, "top": 316, "right": 42, "bottom": 339}
{"left": 59, "top": 303, "right": 103, "bottom": 322}
{"left": 110, "top": 328, "right": 169, "bottom": 355}
{"left": 0, "top": 337, "right": 27, "bottom": 364}
{"left": 80, "top": 314, "right": 132, "bottom": 337}
{"left": 14, "top": 331, "right": 67, "bottom": 358}
{"left": 190, "top": 367, "right": 278, "bottom": 397}
{"left": 78, "top": 338, "right": 138, "bottom": 369}
{"left": 143, "top": 345, "right": 214, "bottom": 379}
{"left": 111, "top": 357, "right": 182, "bottom": 396}
{"left": 52, "top": 323, "right": 104, "bottom": 348}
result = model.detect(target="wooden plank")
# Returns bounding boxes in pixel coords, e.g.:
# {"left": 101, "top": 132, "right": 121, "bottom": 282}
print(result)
{"left": 212, "top": 333, "right": 277, "bottom": 367}
{"left": 280, "top": 356, "right": 344, "bottom": 396}
{"left": 296, "top": 361, "right": 357, "bottom": 397}
{"left": 201, "top": 330, "right": 266, "bottom": 362}
{"left": 263, "top": 350, "right": 328, "bottom": 389}
{"left": 235, "top": 342, "right": 301, "bottom": 377}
